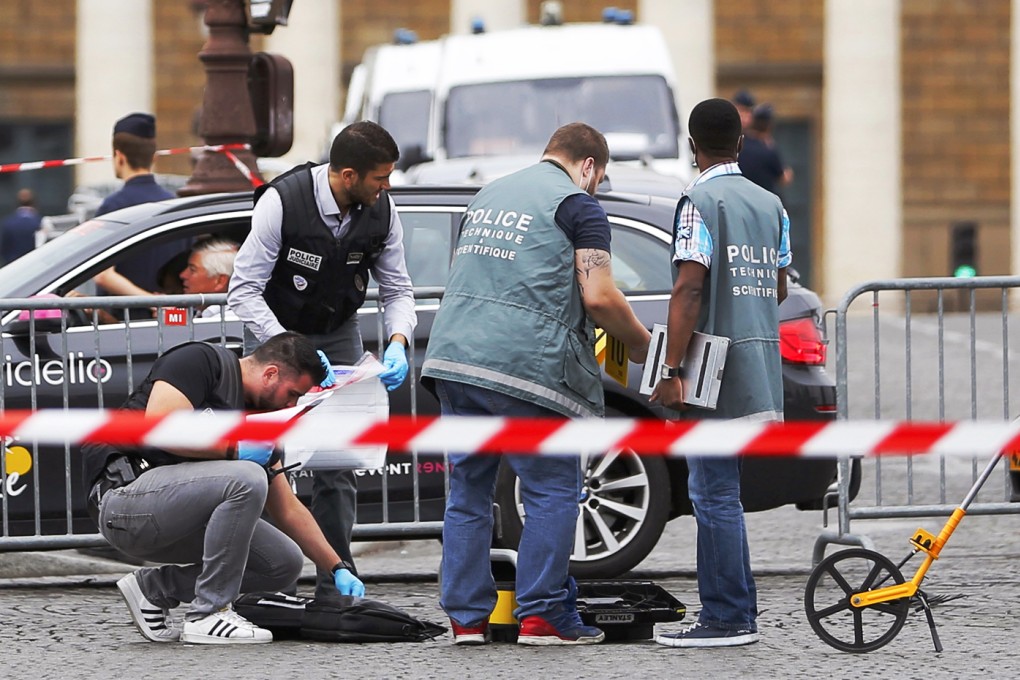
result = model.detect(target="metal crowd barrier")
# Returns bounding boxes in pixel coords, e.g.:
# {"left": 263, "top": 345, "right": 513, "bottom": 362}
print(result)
{"left": 814, "top": 275, "right": 1020, "bottom": 562}
{"left": 0, "top": 288, "right": 448, "bottom": 551}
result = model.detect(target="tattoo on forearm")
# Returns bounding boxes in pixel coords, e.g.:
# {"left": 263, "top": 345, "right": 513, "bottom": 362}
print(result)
{"left": 577, "top": 249, "right": 610, "bottom": 279}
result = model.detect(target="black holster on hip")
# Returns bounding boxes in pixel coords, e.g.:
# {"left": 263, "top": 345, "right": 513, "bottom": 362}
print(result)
{"left": 87, "top": 455, "right": 149, "bottom": 526}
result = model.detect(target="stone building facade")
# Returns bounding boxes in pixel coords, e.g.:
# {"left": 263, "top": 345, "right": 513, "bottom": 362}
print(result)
{"left": 0, "top": 0, "right": 1013, "bottom": 300}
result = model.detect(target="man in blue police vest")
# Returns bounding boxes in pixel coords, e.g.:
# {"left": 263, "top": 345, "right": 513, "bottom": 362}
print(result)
{"left": 651, "top": 98, "right": 791, "bottom": 648}
{"left": 228, "top": 121, "right": 416, "bottom": 600}
{"left": 422, "top": 122, "right": 651, "bottom": 646}
{"left": 92, "top": 112, "right": 178, "bottom": 297}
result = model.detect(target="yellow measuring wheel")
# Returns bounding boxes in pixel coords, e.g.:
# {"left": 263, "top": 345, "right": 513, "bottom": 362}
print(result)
{"left": 803, "top": 451, "right": 1001, "bottom": 653}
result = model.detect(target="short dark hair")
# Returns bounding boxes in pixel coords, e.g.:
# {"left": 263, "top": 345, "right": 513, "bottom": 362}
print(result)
{"left": 251, "top": 331, "right": 326, "bottom": 384}
{"left": 113, "top": 132, "right": 157, "bottom": 171}
{"left": 329, "top": 121, "right": 400, "bottom": 176}
{"left": 689, "top": 98, "right": 742, "bottom": 157}
{"left": 543, "top": 122, "right": 610, "bottom": 168}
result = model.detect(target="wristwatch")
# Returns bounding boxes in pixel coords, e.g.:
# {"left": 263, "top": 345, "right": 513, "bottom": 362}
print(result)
{"left": 660, "top": 364, "right": 684, "bottom": 380}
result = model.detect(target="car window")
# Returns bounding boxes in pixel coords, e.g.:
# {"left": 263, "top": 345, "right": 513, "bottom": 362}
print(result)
{"left": 53, "top": 218, "right": 250, "bottom": 326}
{"left": 609, "top": 222, "right": 674, "bottom": 294}
{"left": 378, "top": 90, "right": 432, "bottom": 159}
{"left": 369, "top": 210, "right": 455, "bottom": 290}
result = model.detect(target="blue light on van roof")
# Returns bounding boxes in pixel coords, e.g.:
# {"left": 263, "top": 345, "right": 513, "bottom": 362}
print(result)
{"left": 471, "top": 17, "right": 485, "bottom": 34}
{"left": 393, "top": 28, "right": 418, "bottom": 45}
{"left": 602, "top": 7, "right": 634, "bottom": 25}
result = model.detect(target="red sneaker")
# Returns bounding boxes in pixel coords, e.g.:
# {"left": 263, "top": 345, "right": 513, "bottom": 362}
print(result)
{"left": 450, "top": 618, "right": 490, "bottom": 645}
{"left": 518, "top": 614, "right": 605, "bottom": 646}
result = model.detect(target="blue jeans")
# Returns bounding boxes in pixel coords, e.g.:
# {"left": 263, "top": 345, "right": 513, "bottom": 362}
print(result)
{"left": 687, "top": 456, "right": 757, "bottom": 631}
{"left": 435, "top": 380, "right": 581, "bottom": 627}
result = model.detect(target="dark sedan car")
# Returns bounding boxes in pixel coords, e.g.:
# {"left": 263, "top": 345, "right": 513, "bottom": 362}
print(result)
{"left": 0, "top": 185, "right": 844, "bottom": 577}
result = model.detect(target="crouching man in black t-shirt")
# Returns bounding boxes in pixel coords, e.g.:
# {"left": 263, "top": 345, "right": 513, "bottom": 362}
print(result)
{"left": 82, "top": 332, "right": 363, "bottom": 645}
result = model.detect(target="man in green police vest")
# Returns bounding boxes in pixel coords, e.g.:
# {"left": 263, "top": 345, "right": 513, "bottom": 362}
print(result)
{"left": 651, "top": 98, "right": 791, "bottom": 648}
{"left": 422, "top": 123, "right": 651, "bottom": 646}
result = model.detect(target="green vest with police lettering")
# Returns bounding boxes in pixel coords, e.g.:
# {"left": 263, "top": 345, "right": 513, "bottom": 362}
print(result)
{"left": 681, "top": 174, "right": 785, "bottom": 421}
{"left": 422, "top": 162, "right": 604, "bottom": 418}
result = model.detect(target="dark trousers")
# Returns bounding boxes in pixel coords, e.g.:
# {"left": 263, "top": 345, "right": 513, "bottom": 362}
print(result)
{"left": 244, "top": 319, "right": 362, "bottom": 600}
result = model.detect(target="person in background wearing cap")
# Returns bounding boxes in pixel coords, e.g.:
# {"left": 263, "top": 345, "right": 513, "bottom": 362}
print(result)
{"left": 92, "top": 112, "right": 181, "bottom": 300}
{"left": 732, "top": 90, "right": 756, "bottom": 133}
{"left": 95, "top": 112, "right": 174, "bottom": 217}
{"left": 228, "top": 121, "right": 416, "bottom": 602}
{"left": 0, "top": 188, "right": 43, "bottom": 264}
{"left": 737, "top": 103, "right": 793, "bottom": 195}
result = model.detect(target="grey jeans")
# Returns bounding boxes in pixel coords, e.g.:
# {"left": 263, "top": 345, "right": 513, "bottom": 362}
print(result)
{"left": 98, "top": 460, "right": 303, "bottom": 620}
{"left": 243, "top": 319, "right": 362, "bottom": 600}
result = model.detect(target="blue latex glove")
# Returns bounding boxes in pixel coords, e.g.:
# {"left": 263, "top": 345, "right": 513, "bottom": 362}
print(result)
{"left": 316, "top": 350, "right": 336, "bottom": 388}
{"left": 334, "top": 568, "right": 365, "bottom": 597}
{"left": 378, "top": 342, "right": 408, "bottom": 392}
{"left": 237, "top": 441, "right": 274, "bottom": 466}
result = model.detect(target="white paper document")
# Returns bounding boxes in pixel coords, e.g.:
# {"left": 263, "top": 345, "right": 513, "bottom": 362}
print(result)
{"left": 246, "top": 361, "right": 389, "bottom": 470}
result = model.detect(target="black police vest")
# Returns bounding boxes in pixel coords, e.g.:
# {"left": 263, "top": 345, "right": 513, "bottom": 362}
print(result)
{"left": 258, "top": 162, "right": 391, "bottom": 335}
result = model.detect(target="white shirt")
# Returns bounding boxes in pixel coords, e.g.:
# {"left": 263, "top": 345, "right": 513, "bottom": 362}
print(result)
{"left": 197, "top": 304, "right": 237, "bottom": 320}
{"left": 228, "top": 163, "right": 417, "bottom": 343}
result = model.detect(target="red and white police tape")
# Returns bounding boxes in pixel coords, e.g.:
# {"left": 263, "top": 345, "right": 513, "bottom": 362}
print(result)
{"left": 2, "top": 410, "right": 1020, "bottom": 457}
{"left": 0, "top": 143, "right": 262, "bottom": 188}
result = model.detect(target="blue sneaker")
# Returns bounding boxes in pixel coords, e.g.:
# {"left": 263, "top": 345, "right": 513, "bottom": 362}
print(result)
{"left": 517, "top": 613, "right": 605, "bottom": 646}
{"left": 655, "top": 621, "right": 759, "bottom": 648}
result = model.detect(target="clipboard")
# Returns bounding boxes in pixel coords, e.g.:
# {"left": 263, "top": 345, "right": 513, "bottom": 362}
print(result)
{"left": 639, "top": 323, "right": 729, "bottom": 409}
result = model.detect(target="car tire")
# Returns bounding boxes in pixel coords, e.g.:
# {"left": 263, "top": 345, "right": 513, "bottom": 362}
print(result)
{"left": 493, "top": 413, "right": 671, "bottom": 579}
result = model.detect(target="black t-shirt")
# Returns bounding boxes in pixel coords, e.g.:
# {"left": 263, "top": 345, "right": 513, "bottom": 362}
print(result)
{"left": 555, "top": 193, "right": 613, "bottom": 252}
{"left": 81, "top": 342, "right": 242, "bottom": 487}
{"left": 542, "top": 160, "right": 613, "bottom": 253}
{"left": 122, "top": 342, "right": 234, "bottom": 413}
{"left": 737, "top": 136, "right": 785, "bottom": 194}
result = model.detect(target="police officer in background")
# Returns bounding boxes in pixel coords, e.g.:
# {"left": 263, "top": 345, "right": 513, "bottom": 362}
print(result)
{"left": 93, "top": 112, "right": 179, "bottom": 298}
{"left": 95, "top": 113, "right": 174, "bottom": 217}
{"left": 228, "top": 121, "right": 416, "bottom": 601}
{"left": 422, "top": 122, "right": 650, "bottom": 645}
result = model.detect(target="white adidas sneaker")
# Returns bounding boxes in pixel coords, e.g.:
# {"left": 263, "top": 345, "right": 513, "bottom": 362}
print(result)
{"left": 181, "top": 607, "right": 273, "bottom": 644}
{"left": 116, "top": 573, "right": 180, "bottom": 643}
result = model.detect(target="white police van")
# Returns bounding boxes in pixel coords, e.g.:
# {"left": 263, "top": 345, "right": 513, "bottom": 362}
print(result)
{"left": 340, "top": 8, "right": 693, "bottom": 184}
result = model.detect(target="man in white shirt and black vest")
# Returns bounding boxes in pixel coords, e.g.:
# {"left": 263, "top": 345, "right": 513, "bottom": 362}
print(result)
{"left": 228, "top": 121, "right": 417, "bottom": 601}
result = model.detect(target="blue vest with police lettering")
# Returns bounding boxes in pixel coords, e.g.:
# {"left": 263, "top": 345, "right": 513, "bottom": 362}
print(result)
{"left": 422, "top": 162, "right": 603, "bottom": 418}
{"left": 681, "top": 174, "right": 785, "bottom": 421}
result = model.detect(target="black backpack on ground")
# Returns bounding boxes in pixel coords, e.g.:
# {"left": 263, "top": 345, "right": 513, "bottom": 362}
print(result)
{"left": 234, "top": 592, "right": 447, "bottom": 643}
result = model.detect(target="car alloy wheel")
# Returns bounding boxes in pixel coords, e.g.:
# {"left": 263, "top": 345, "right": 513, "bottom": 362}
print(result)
{"left": 494, "top": 444, "right": 670, "bottom": 579}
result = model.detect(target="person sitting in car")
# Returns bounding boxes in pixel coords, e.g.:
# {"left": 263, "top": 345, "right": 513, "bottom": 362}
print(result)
{"left": 179, "top": 236, "right": 239, "bottom": 318}
{"left": 68, "top": 237, "right": 238, "bottom": 324}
